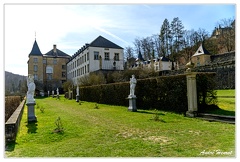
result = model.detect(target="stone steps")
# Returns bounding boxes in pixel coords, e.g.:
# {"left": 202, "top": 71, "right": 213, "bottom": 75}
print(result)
{"left": 197, "top": 113, "right": 235, "bottom": 124}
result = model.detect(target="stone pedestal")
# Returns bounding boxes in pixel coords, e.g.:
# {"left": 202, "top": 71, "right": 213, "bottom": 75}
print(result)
{"left": 128, "top": 96, "right": 137, "bottom": 112}
{"left": 186, "top": 72, "right": 198, "bottom": 117}
{"left": 76, "top": 95, "right": 79, "bottom": 102}
{"left": 26, "top": 102, "right": 37, "bottom": 122}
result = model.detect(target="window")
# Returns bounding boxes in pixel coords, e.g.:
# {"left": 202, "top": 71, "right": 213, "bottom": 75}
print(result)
{"left": 104, "top": 52, "right": 109, "bottom": 60}
{"left": 46, "top": 66, "right": 53, "bottom": 74}
{"left": 114, "top": 53, "right": 119, "bottom": 61}
{"left": 94, "top": 51, "right": 99, "bottom": 60}
{"left": 34, "top": 65, "right": 38, "bottom": 72}
{"left": 43, "top": 59, "right": 46, "bottom": 64}
{"left": 53, "top": 58, "right": 57, "bottom": 64}
{"left": 34, "top": 74, "right": 38, "bottom": 80}
{"left": 87, "top": 52, "right": 89, "bottom": 61}
{"left": 33, "top": 58, "right": 38, "bottom": 63}
{"left": 47, "top": 74, "right": 52, "bottom": 80}
{"left": 62, "top": 65, "right": 66, "bottom": 70}
{"left": 62, "top": 72, "right": 66, "bottom": 78}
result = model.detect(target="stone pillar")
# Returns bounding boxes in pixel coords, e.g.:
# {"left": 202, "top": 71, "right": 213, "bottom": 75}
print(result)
{"left": 26, "top": 102, "right": 37, "bottom": 122}
{"left": 186, "top": 72, "right": 198, "bottom": 117}
{"left": 128, "top": 96, "right": 137, "bottom": 112}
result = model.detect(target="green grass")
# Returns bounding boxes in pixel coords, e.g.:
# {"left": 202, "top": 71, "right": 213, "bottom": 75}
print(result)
{"left": 5, "top": 96, "right": 235, "bottom": 157}
{"left": 205, "top": 89, "right": 235, "bottom": 116}
{"left": 216, "top": 89, "right": 235, "bottom": 97}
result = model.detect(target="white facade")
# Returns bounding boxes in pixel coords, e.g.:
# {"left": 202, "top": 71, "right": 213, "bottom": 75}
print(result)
{"left": 67, "top": 45, "right": 124, "bottom": 85}
{"left": 131, "top": 58, "right": 176, "bottom": 72}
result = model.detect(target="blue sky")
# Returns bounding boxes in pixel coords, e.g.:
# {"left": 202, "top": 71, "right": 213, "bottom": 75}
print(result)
{"left": 3, "top": 3, "right": 236, "bottom": 76}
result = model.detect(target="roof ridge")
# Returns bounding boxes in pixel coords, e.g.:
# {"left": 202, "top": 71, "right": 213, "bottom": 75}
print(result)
{"left": 89, "top": 35, "right": 123, "bottom": 49}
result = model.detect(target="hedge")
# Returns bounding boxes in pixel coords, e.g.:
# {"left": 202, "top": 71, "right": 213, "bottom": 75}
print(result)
{"left": 79, "top": 73, "right": 216, "bottom": 114}
{"left": 5, "top": 96, "right": 22, "bottom": 122}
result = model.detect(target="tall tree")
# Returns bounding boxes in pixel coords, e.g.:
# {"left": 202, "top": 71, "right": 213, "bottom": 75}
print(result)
{"left": 170, "top": 17, "right": 185, "bottom": 60}
{"left": 141, "top": 36, "right": 155, "bottom": 60}
{"left": 152, "top": 34, "right": 161, "bottom": 57}
{"left": 160, "top": 18, "right": 171, "bottom": 57}
{"left": 133, "top": 38, "right": 142, "bottom": 58}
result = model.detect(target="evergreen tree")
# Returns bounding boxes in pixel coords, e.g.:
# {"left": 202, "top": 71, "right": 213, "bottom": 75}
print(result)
{"left": 160, "top": 18, "right": 171, "bottom": 57}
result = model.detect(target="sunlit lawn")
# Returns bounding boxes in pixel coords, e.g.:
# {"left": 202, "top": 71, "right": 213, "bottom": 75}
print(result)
{"left": 5, "top": 95, "right": 235, "bottom": 157}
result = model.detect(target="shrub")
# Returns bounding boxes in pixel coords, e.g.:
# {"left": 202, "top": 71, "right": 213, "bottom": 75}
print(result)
{"left": 79, "top": 73, "right": 216, "bottom": 114}
{"left": 196, "top": 72, "right": 218, "bottom": 112}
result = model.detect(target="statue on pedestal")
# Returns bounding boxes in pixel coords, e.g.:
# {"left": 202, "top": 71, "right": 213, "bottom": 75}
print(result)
{"left": 26, "top": 74, "right": 37, "bottom": 122}
{"left": 27, "top": 75, "right": 36, "bottom": 103}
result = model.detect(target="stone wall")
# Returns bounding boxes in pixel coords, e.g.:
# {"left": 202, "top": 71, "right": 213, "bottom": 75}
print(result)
{"left": 163, "top": 51, "right": 235, "bottom": 89}
{"left": 5, "top": 99, "right": 26, "bottom": 143}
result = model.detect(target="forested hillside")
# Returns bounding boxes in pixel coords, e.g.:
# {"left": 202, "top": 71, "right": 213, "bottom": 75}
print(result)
{"left": 5, "top": 71, "right": 27, "bottom": 96}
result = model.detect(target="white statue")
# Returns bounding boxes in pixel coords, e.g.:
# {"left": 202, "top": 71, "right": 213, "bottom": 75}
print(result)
{"left": 57, "top": 88, "right": 59, "bottom": 95}
{"left": 76, "top": 85, "right": 79, "bottom": 96}
{"left": 129, "top": 75, "right": 137, "bottom": 97}
{"left": 27, "top": 74, "right": 36, "bottom": 103}
{"left": 48, "top": 91, "right": 50, "bottom": 97}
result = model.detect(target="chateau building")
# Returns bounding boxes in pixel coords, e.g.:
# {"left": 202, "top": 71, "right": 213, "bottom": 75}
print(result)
{"left": 66, "top": 36, "right": 124, "bottom": 85}
{"left": 27, "top": 39, "right": 70, "bottom": 94}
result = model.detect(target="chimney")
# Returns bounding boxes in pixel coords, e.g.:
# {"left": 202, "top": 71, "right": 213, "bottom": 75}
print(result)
{"left": 53, "top": 44, "right": 57, "bottom": 53}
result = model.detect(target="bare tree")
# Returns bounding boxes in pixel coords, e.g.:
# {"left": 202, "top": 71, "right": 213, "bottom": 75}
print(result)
{"left": 124, "top": 46, "right": 134, "bottom": 60}
{"left": 152, "top": 34, "right": 161, "bottom": 57}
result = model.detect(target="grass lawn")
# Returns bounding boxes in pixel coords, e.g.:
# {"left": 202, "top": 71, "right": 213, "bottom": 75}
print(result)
{"left": 5, "top": 96, "right": 235, "bottom": 157}
{"left": 216, "top": 89, "right": 235, "bottom": 97}
{"left": 205, "top": 89, "right": 235, "bottom": 116}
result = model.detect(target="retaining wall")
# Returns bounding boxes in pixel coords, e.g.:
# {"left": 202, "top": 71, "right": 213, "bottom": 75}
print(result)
{"left": 5, "top": 99, "right": 26, "bottom": 143}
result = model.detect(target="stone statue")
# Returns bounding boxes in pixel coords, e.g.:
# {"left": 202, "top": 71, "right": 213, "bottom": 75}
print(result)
{"left": 76, "top": 86, "right": 79, "bottom": 96}
{"left": 27, "top": 74, "right": 36, "bottom": 103}
{"left": 129, "top": 75, "right": 137, "bottom": 97}
{"left": 57, "top": 88, "right": 59, "bottom": 95}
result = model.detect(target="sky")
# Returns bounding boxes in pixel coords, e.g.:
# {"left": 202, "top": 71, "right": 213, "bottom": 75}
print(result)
{"left": 3, "top": 2, "right": 236, "bottom": 76}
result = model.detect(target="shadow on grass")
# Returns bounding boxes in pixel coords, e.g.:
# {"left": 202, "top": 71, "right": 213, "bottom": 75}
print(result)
{"left": 199, "top": 104, "right": 235, "bottom": 116}
{"left": 136, "top": 110, "right": 165, "bottom": 115}
{"left": 26, "top": 122, "right": 38, "bottom": 134}
{"left": 5, "top": 141, "right": 16, "bottom": 152}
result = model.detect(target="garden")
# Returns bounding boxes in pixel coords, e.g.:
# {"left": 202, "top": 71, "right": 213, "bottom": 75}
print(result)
{"left": 5, "top": 91, "right": 235, "bottom": 157}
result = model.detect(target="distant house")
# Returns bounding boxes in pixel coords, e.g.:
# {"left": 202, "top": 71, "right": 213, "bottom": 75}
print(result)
{"left": 66, "top": 36, "right": 124, "bottom": 85}
{"left": 27, "top": 39, "right": 70, "bottom": 94}
{"left": 129, "top": 52, "right": 176, "bottom": 72}
{"left": 191, "top": 43, "right": 211, "bottom": 67}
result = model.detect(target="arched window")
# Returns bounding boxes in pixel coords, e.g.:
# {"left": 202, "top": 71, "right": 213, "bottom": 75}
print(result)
{"left": 46, "top": 66, "right": 53, "bottom": 74}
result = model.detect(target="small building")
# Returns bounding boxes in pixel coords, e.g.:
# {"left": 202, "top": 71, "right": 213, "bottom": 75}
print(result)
{"left": 27, "top": 39, "right": 70, "bottom": 94}
{"left": 129, "top": 52, "right": 175, "bottom": 72}
{"left": 191, "top": 44, "right": 211, "bottom": 67}
{"left": 67, "top": 36, "right": 124, "bottom": 85}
